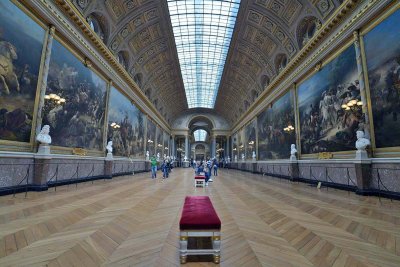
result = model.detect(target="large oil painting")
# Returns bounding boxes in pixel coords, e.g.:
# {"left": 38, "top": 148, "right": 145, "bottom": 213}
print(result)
{"left": 238, "top": 129, "right": 246, "bottom": 160}
{"left": 43, "top": 39, "right": 107, "bottom": 150}
{"left": 245, "top": 120, "right": 256, "bottom": 159}
{"left": 364, "top": 10, "right": 400, "bottom": 148}
{"left": 0, "top": 1, "right": 45, "bottom": 142}
{"left": 156, "top": 126, "right": 163, "bottom": 157}
{"left": 232, "top": 133, "right": 238, "bottom": 160}
{"left": 146, "top": 118, "right": 156, "bottom": 155}
{"left": 298, "top": 45, "right": 360, "bottom": 154}
{"left": 163, "top": 132, "right": 169, "bottom": 157}
{"left": 107, "top": 87, "right": 145, "bottom": 158}
{"left": 257, "top": 91, "right": 296, "bottom": 160}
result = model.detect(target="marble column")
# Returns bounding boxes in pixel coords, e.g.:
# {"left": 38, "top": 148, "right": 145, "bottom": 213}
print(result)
{"left": 35, "top": 25, "right": 55, "bottom": 142}
{"left": 225, "top": 136, "right": 230, "bottom": 159}
{"left": 211, "top": 136, "right": 216, "bottom": 159}
{"left": 353, "top": 31, "right": 371, "bottom": 139}
{"left": 184, "top": 135, "right": 189, "bottom": 160}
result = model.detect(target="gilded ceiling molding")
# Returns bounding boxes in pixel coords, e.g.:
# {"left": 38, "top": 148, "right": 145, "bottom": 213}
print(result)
{"left": 49, "top": 0, "right": 170, "bottom": 130}
{"left": 230, "top": 0, "right": 376, "bottom": 132}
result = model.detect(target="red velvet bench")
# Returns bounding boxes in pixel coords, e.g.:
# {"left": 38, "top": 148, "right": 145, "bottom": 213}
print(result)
{"left": 194, "top": 175, "right": 206, "bottom": 187}
{"left": 179, "top": 196, "right": 221, "bottom": 264}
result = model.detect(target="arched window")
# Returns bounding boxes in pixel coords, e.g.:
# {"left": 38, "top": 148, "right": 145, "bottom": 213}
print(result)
{"left": 275, "top": 54, "right": 288, "bottom": 73}
{"left": 297, "top": 17, "right": 320, "bottom": 48}
{"left": 117, "top": 51, "right": 128, "bottom": 69}
{"left": 86, "top": 14, "right": 106, "bottom": 42}
{"left": 260, "top": 75, "right": 270, "bottom": 89}
{"left": 134, "top": 73, "right": 143, "bottom": 88}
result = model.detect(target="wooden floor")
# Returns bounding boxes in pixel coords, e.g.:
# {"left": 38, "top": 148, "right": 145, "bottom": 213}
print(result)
{"left": 0, "top": 168, "right": 399, "bottom": 266}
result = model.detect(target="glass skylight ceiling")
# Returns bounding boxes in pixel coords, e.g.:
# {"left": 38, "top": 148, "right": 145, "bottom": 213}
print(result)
{"left": 167, "top": 0, "right": 241, "bottom": 108}
{"left": 194, "top": 129, "right": 207, "bottom": 142}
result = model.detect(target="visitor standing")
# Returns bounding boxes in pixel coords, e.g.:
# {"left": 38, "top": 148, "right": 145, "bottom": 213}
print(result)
{"left": 213, "top": 162, "right": 218, "bottom": 176}
{"left": 150, "top": 155, "right": 157, "bottom": 179}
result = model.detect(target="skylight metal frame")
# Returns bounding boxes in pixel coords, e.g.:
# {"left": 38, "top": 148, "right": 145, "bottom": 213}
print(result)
{"left": 167, "top": 0, "right": 240, "bottom": 108}
{"left": 194, "top": 129, "right": 207, "bottom": 142}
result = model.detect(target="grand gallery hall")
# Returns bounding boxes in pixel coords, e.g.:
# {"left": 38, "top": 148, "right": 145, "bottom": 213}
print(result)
{"left": 0, "top": 0, "right": 400, "bottom": 266}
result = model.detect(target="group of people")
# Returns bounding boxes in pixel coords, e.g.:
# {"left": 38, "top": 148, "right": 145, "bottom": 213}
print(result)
{"left": 150, "top": 155, "right": 173, "bottom": 179}
{"left": 194, "top": 158, "right": 218, "bottom": 186}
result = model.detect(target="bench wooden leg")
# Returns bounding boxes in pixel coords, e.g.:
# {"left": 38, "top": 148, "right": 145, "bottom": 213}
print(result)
{"left": 212, "top": 234, "right": 221, "bottom": 264}
{"left": 180, "top": 234, "right": 188, "bottom": 264}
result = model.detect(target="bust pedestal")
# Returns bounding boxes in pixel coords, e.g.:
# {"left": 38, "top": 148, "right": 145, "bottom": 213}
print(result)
{"left": 104, "top": 153, "right": 113, "bottom": 179}
{"left": 33, "top": 153, "right": 52, "bottom": 191}
{"left": 37, "top": 144, "right": 50, "bottom": 155}
{"left": 355, "top": 150, "right": 368, "bottom": 160}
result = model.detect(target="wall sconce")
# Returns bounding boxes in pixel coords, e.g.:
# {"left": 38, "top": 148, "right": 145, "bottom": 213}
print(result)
{"left": 284, "top": 125, "right": 295, "bottom": 132}
{"left": 45, "top": 94, "right": 66, "bottom": 105}
{"left": 110, "top": 122, "right": 120, "bottom": 129}
{"left": 341, "top": 99, "right": 362, "bottom": 111}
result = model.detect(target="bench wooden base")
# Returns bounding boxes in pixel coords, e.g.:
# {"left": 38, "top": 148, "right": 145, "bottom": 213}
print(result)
{"left": 194, "top": 175, "right": 206, "bottom": 187}
{"left": 179, "top": 230, "right": 221, "bottom": 264}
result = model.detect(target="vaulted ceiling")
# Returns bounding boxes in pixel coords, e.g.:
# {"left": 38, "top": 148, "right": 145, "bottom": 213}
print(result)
{"left": 71, "top": 0, "right": 344, "bottom": 126}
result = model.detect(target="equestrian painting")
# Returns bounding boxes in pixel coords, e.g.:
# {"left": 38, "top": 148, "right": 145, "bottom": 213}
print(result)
{"left": 0, "top": 1, "right": 45, "bottom": 142}
{"left": 257, "top": 90, "right": 295, "bottom": 160}
{"left": 146, "top": 118, "right": 156, "bottom": 155}
{"left": 107, "top": 87, "right": 145, "bottom": 158}
{"left": 42, "top": 39, "right": 107, "bottom": 150}
{"left": 298, "top": 45, "right": 359, "bottom": 154}
{"left": 364, "top": 9, "right": 400, "bottom": 148}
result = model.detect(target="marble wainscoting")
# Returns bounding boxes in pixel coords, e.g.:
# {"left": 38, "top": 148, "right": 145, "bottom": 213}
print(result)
{"left": 112, "top": 159, "right": 147, "bottom": 176}
{"left": 370, "top": 159, "right": 400, "bottom": 194}
{"left": 297, "top": 161, "right": 357, "bottom": 187}
{"left": 0, "top": 152, "right": 149, "bottom": 195}
{"left": 46, "top": 158, "right": 105, "bottom": 183}
{"left": 0, "top": 153, "right": 35, "bottom": 188}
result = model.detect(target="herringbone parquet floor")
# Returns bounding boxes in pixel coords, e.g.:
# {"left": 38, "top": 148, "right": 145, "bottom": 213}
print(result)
{"left": 0, "top": 168, "right": 399, "bottom": 266}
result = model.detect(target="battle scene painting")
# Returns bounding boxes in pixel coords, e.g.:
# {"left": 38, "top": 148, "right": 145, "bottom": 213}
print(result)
{"left": 0, "top": 1, "right": 45, "bottom": 142}
{"left": 257, "top": 91, "right": 296, "bottom": 160}
{"left": 364, "top": 10, "right": 400, "bottom": 148}
{"left": 156, "top": 126, "right": 163, "bottom": 157}
{"left": 43, "top": 39, "right": 107, "bottom": 150}
{"left": 107, "top": 87, "right": 145, "bottom": 158}
{"left": 163, "top": 132, "right": 169, "bottom": 157}
{"left": 146, "top": 118, "right": 156, "bottom": 156}
{"left": 238, "top": 129, "right": 246, "bottom": 160}
{"left": 232, "top": 133, "right": 238, "bottom": 160}
{"left": 245, "top": 120, "right": 256, "bottom": 160}
{"left": 298, "top": 45, "right": 360, "bottom": 154}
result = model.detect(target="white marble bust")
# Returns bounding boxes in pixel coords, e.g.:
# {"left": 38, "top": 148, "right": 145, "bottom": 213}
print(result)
{"left": 157, "top": 152, "right": 160, "bottom": 160}
{"left": 355, "top": 130, "right": 370, "bottom": 160}
{"left": 227, "top": 156, "right": 230, "bottom": 163}
{"left": 36, "top": 125, "right": 52, "bottom": 145}
{"left": 290, "top": 144, "right": 297, "bottom": 161}
{"left": 106, "top": 141, "right": 113, "bottom": 154}
{"left": 355, "top": 131, "right": 370, "bottom": 151}
{"left": 252, "top": 151, "right": 256, "bottom": 160}
{"left": 241, "top": 153, "right": 245, "bottom": 161}
{"left": 146, "top": 150, "right": 149, "bottom": 160}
